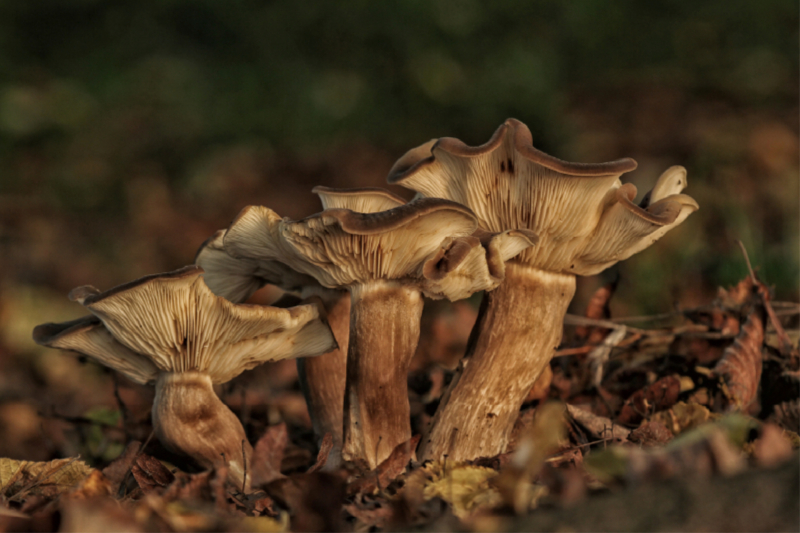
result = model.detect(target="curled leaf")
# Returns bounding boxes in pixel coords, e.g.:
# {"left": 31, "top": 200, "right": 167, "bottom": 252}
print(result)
{"left": 714, "top": 313, "right": 765, "bottom": 409}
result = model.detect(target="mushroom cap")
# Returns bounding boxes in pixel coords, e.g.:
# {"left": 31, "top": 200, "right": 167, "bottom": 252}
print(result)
{"left": 312, "top": 186, "right": 406, "bottom": 213}
{"left": 68, "top": 266, "right": 337, "bottom": 384}
{"left": 421, "top": 229, "right": 538, "bottom": 300}
{"left": 225, "top": 197, "right": 528, "bottom": 299}
{"left": 388, "top": 118, "right": 698, "bottom": 275}
{"left": 195, "top": 229, "right": 318, "bottom": 302}
{"left": 33, "top": 315, "right": 159, "bottom": 385}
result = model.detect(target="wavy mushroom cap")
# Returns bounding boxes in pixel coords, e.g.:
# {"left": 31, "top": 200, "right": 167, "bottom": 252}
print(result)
{"left": 33, "top": 315, "right": 159, "bottom": 385}
{"left": 312, "top": 186, "right": 407, "bottom": 213}
{"left": 195, "top": 229, "right": 318, "bottom": 303}
{"left": 224, "top": 197, "right": 520, "bottom": 298}
{"left": 388, "top": 118, "right": 698, "bottom": 275}
{"left": 68, "top": 266, "right": 337, "bottom": 384}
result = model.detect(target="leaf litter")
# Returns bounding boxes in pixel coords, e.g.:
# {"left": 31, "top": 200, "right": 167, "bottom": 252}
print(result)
{"left": 1, "top": 271, "right": 798, "bottom": 531}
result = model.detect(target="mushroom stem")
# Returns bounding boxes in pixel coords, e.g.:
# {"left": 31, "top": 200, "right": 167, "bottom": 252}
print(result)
{"left": 296, "top": 288, "right": 350, "bottom": 469}
{"left": 153, "top": 371, "right": 253, "bottom": 491}
{"left": 342, "top": 281, "right": 424, "bottom": 469}
{"left": 420, "top": 264, "right": 575, "bottom": 462}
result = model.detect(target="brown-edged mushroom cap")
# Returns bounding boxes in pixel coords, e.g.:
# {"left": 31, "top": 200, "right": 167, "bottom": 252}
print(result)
{"left": 388, "top": 118, "right": 697, "bottom": 275}
{"left": 312, "top": 186, "right": 406, "bottom": 213}
{"left": 195, "top": 229, "right": 318, "bottom": 302}
{"left": 70, "top": 266, "right": 337, "bottom": 383}
{"left": 224, "top": 198, "right": 480, "bottom": 294}
{"left": 33, "top": 315, "right": 158, "bottom": 385}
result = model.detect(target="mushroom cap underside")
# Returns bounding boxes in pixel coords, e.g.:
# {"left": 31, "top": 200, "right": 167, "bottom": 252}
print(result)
{"left": 66, "top": 266, "right": 337, "bottom": 383}
{"left": 387, "top": 118, "right": 698, "bottom": 275}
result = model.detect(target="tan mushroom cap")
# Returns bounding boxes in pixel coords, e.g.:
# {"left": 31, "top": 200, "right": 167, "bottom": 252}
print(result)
{"left": 33, "top": 315, "right": 159, "bottom": 385}
{"left": 312, "top": 186, "right": 406, "bottom": 213}
{"left": 195, "top": 229, "right": 318, "bottom": 303}
{"left": 421, "top": 229, "right": 538, "bottom": 299}
{"left": 69, "top": 266, "right": 337, "bottom": 384}
{"left": 388, "top": 118, "right": 698, "bottom": 275}
{"left": 224, "top": 198, "right": 484, "bottom": 295}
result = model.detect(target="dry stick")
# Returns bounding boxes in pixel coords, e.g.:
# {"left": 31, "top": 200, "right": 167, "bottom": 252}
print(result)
{"left": 737, "top": 239, "right": 795, "bottom": 353}
{"left": 241, "top": 440, "right": 248, "bottom": 495}
{"left": 111, "top": 373, "right": 131, "bottom": 429}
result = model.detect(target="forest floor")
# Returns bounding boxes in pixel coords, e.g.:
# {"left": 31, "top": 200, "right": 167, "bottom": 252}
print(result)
{"left": 0, "top": 269, "right": 797, "bottom": 532}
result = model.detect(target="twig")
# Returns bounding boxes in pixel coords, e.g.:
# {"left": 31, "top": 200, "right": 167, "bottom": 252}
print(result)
{"left": 564, "top": 314, "right": 647, "bottom": 335}
{"left": 736, "top": 240, "right": 757, "bottom": 283}
{"left": 241, "top": 440, "right": 248, "bottom": 495}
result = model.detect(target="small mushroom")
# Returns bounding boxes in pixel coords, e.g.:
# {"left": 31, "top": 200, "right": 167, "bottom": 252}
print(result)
{"left": 34, "top": 266, "right": 336, "bottom": 489}
{"left": 224, "top": 195, "right": 535, "bottom": 468}
{"left": 389, "top": 118, "right": 699, "bottom": 461}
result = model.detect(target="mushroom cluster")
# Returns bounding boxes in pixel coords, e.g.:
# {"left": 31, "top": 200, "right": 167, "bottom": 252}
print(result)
{"left": 33, "top": 118, "right": 697, "bottom": 483}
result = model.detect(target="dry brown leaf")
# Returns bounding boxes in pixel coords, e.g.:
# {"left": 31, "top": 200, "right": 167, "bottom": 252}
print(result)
{"left": 650, "top": 401, "right": 715, "bottom": 435}
{"left": 306, "top": 433, "right": 334, "bottom": 474}
{"left": 771, "top": 400, "right": 800, "bottom": 433}
{"left": 267, "top": 472, "right": 345, "bottom": 532}
{"left": 131, "top": 454, "right": 175, "bottom": 495}
{"left": 347, "top": 435, "right": 420, "bottom": 496}
{"left": 714, "top": 312, "right": 765, "bottom": 409}
{"left": 0, "top": 457, "right": 94, "bottom": 499}
{"left": 251, "top": 424, "right": 288, "bottom": 487}
{"left": 566, "top": 404, "right": 630, "bottom": 442}
{"left": 617, "top": 375, "right": 682, "bottom": 425}
{"left": 101, "top": 440, "right": 142, "bottom": 495}
{"left": 628, "top": 420, "right": 674, "bottom": 447}
{"left": 576, "top": 281, "right": 617, "bottom": 344}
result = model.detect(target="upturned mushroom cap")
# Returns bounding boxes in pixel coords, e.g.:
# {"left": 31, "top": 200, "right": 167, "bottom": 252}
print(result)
{"left": 224, "top": 198, "right": 487, "bottom": 296}
{"left": 33, "top": 315, "right": 159, "bottom": 385}
{"left": 69, "top": 266, "right": 337, "bottom": 383}
{"left": 195, "top": 229, "right": 318, "bottom": 302}
{"left": 388, "top": 118, "right": 698, "bottom": 275}
{"left": 312, "top": 186, "right": 407, "bottom": 213}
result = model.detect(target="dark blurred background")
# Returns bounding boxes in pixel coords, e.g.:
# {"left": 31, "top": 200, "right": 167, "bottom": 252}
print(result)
{"left": 0, "top": 1, "right": 797, "bottom": 459}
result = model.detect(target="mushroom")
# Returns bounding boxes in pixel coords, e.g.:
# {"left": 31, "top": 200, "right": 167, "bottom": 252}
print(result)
{"left": 34, "top": 266, "right": 336, "bottom": 489}
{"left": 388, "top": 118, "right": 699, "bottom": 461}
{"left": 194, "top": 186, "right": 408, "bottom": 467}
{"left": 224, "top": 194, "right": 536, "bottom": 468}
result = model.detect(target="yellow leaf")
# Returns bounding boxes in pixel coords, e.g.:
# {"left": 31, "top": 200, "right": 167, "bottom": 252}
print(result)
{"left": 404, "top": 462, "right": 501, "bottom": 518}
{"left": 0, "top": 457, "right": 94, "bottom": 498}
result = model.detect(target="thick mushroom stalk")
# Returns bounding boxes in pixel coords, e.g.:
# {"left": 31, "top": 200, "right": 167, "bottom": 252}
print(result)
{"left": 224, "top": 193, "right": 535, "bottom": 468}
{"left": 389, "top": 119, "right": 699, "bottom": 461}
{"left": 34, "top": 266, "right": 336, "bottom": 489}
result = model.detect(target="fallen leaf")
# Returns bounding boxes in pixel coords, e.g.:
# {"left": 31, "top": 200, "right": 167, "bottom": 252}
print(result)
{"left": 404, "top": 461, "right": 502, "bottom": 518}
{"left": 0, "top": 457, "right": 94, "bottom": 499}
{"left": 617, "top": 375, "right": 682, "bottom": 425}
{"left": 267, "top": 473, "right": 345, "bottom": 532}
{"left": 771, "top": 400, "right": 800, "bottom": 433}
{"left": 628, "top": 420, "right": 674, "bottom": 447}
{"left": 714, "top": 312, "right": 765, "bottom": 409}
{"left": 566, "top": 404, "right": 630, "bottom": 442}
{"left": 101, "top": 440, "right": 142, "bottom": 496}
{"left": 650, "top": 401, "right": 715, "bottom": 435}
{"left": 131, "top": 454, "right": 175, "bottom": 495}
{"left": 347, "top": 435, "right": 420, "bottom": 496}
{"left": 575, "top": 281, "right": 617, "bottom": 344}
{"left": 306, "top": 433, "right": 334, "bottom": 473}
{"left": 251, "top": 424, "right": 288, "bottom": 486}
